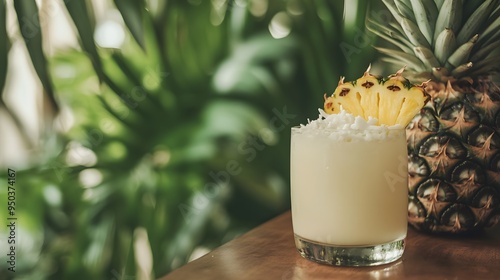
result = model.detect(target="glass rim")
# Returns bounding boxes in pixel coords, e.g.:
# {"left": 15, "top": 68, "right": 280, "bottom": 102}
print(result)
{"left": 290, "top": 125, "right": 406, "bottom": 133}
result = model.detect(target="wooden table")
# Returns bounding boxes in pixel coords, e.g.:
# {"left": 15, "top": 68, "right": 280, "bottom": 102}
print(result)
{"left": 161, "top": 211, "right": 500, "bottom": 279}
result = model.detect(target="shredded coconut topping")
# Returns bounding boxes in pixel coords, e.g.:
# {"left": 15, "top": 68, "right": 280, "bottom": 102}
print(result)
{"left": 295, "top": 109, "right": 404, "bottom": 142}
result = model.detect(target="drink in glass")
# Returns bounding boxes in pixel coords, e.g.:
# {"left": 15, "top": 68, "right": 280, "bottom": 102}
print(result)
{"left": 290, "top": 112, "right": 408, "bottom": 266}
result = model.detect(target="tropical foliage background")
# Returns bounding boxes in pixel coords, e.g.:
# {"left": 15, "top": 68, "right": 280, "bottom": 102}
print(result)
{"left": 0, "top": 0, "right": 380, "bottom": 279}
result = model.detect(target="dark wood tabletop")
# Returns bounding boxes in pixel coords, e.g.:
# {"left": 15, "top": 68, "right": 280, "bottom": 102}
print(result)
{"left": 161, "top": 211, "right": 500, "bottom": 280}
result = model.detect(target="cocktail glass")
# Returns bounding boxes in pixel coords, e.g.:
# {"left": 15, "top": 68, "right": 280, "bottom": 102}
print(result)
{"left": 290, "top": 126, "right": 408, "bottom": 266}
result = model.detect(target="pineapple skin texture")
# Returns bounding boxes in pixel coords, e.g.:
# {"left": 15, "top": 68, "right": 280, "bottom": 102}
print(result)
{"left": 407, "top": 79, "right": 500, "bottom": 233}
{"left": 367, "top": 0, "right": 500, "bottom": 234}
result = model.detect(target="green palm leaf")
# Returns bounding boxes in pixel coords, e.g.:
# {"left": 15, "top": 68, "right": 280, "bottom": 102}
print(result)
{"left": 114, "top": 0, "right": 146, "bottom": 50}
{"left": 0, "top": 0, "right": 8, "bottom": 95}
{"left": 64, "top": 0, "right": 105, "bottom": 82}
{"left": 13, "top": 0, "right": 58, "bottom": 112}
{"left": 6, "top": 1, "right": 379, "bottom": 278}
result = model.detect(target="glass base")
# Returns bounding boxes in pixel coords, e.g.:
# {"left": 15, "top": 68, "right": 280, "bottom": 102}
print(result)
{"left": 294, "top": 234, "right": 405, "bottom": 266}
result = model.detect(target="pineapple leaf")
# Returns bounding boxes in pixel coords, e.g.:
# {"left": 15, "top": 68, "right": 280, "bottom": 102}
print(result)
{"left": 446, "top": 34, "right": 478, "bottom": 68}
{"left": 471, "top": 40, "right": 500, "bottom": 62}
{"left": 398, "top": 0, "right": 413, "bottom": 8}
{"left": 366, "top": 19, "right": 413, "bottom": 53}
{"left": 375, "top": 47, "right": 426, "bottom": 71}
{"left": 395, "top": 0, "right": 416, "bottom": 21}
{"left": 410, "top": 0, "right": 438, "bottom": 46}
{"left": 481, "top": 25, "right": 500, "bottom": 47}
{"left": 457, "top": 0, "right": 497, "bottom": 45}
{"left": 13, "top": 0, "right": 58, "bottom": 112}
{"left": 382, "top": 0, "right": 405, "bottom": 23}
{"left": 402, "top": 18, "right": 432, "bottom": 48}
{"left": 463, "top": 0, "right": 484, "bottom": 20}
{"left": 468, "top": 55, "right": 500, "bottom": 77}
{"left": 389, "top": 22, "right": 407, "bottom": 38}
{"left": 380, "top": 57, "right": 407, "bottom": 68}
{"left": 450, "top": 62, "right": 473, "bottom": 76}
{"left": 414, "top": 46, "right": 440, "bottom": 68}
{"left": 434, "top": 28, "right": 457, "bottom": 65}
{"left": 431, "top": 66, "right": 450, "bottom": 79}
{"left": 491, "top": 3, "right": 500, "bottom": 21}
{"left": 366, "top": 18, "right": 406, "bottom": 41}
{"left": 434, "top": 0, "right": 463, "bottom": 43}
{"left": 477, "top": 13, "right": 500, "bottom": 47}
{"left": 434, "top": 0, "right": 444, "bottom": 9}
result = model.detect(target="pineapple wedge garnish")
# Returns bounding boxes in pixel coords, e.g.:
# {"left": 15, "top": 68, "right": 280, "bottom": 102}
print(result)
{"left": 324, "top": 66, "right": 429, "bottom": 127}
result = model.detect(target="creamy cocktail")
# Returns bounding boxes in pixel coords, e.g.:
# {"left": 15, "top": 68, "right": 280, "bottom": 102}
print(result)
{"left": 290, "top": 110, "right": 408, "bottom": 266}
{"left": 290, "top": 67, "right": 428, "bottom": 266}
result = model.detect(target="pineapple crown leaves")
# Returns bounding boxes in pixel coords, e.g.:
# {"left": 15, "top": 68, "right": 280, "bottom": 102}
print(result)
{"left": 369, "top": 0, "right": 500, "bottom": 82}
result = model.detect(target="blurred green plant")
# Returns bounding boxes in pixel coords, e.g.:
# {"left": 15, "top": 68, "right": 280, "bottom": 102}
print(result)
{"left": 0, "top": 0, "right": 376, "bottom": 279}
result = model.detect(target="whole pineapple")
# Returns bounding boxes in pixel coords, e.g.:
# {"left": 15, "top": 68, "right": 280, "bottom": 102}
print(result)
{"left": 368, "top": 0, "right": 500, "bottom": 233}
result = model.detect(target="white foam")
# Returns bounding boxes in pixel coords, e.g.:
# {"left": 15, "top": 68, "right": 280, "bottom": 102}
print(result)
{"left": 295, "top": 109, "right": 403, "bottom": 141}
